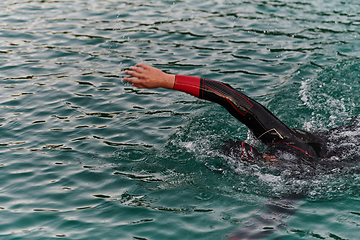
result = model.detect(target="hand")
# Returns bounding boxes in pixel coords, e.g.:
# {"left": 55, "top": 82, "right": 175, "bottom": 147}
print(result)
{"left": 262, "top": 153, "right": 278, "bottom": 163}
{"left": 124, "top": 63, "right": 175, "bottom": 89}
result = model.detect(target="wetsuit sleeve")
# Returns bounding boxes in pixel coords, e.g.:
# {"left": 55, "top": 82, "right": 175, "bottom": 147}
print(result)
{"left": 174, "top": 75, "right": 294, "bottom": 145}
{"left": 173, "top": 75, "right": 201, "bottom": 97}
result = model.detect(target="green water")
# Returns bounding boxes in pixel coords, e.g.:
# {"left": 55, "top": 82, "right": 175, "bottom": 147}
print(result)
{"left": 1, "top": 0, "right": 360, "bottom": 239}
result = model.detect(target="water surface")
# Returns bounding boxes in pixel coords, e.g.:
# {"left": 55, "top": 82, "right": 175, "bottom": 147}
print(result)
{"left": 1, "top": 0, "right": 360, "bottom": 239}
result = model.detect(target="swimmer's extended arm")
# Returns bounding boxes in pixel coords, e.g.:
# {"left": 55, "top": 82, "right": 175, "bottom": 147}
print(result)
{"left": 124, "top": 63, "right": 319, "bottom": 159}
{"left": 124, "top": 63, "right": 293, "bottom": 144}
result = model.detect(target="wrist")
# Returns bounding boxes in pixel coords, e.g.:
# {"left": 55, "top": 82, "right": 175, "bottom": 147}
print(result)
{"left": 163, "top": 73, "right": 175, "bottom": 89}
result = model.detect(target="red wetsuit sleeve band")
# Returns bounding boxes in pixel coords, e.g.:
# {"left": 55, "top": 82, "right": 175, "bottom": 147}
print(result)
{"left": 173, "top": 75, "right": 201, "bottom": 97}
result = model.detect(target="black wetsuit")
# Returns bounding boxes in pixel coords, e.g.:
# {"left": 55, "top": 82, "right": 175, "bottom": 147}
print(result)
{"left": 173, "top": 75, "right": 327, "bottom": 161}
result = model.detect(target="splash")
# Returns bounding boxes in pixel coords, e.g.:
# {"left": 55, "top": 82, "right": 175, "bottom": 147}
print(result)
{"left": 299, "top": 60, "right": 360, "bottom": 130}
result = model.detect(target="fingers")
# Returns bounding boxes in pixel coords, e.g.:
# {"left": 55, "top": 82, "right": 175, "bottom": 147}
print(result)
{"left": 123, "top": 77, "right": 141, "bottom": 84}
{"left": 124, "top": 63, "right": 149, "bottom": 77}
{"left": 124, "top": 78, "right": 147, "bottom": 89}
{"left": 123, "top": 63, "right": 153, "bottom": 89}
{"left": 124, "top": 63, "right": 144, "bottom": 86}
{"left": 124, "top": 63, "right": 149, "bottom": 80}
{"left": 135, "top": 63, "right": 150, "bottom": 70}
{"left": 123, "top": 77, "right": 146, "bottom": 89}
{"left": 124, "top": 69, "right": 143, "bottom": 79}
{"left": 127, "top": 63, "right": 149, "bottom": 73}
{"left": 123, "top": 76, "right": 132, "bottom": 83}
{"left": 129, "top": 66, "right": 145, "bottom": 73}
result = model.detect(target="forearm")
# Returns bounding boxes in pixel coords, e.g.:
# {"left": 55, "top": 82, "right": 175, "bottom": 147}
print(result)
{"left": 172, "top": 75, "right": 255, "bottom": 122}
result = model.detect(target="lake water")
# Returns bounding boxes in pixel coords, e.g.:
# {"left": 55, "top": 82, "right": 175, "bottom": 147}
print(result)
{"left": 1, "top": 0, "right": 360, "bottom": 239}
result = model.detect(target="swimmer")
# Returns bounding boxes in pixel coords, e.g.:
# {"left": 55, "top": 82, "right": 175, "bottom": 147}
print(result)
{"left": 124, "top": 63, "right": 353, "bottom": 164}
{"left": 125, "top": 63, "right": 360, "bottom": 240}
